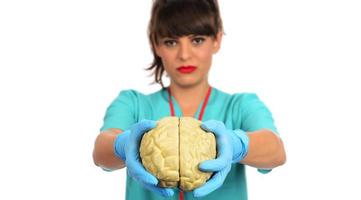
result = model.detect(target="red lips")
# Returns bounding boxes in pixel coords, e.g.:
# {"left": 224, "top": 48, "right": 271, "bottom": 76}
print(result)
{"left": 177, "top": 65, "right": 197, "bottom": 74}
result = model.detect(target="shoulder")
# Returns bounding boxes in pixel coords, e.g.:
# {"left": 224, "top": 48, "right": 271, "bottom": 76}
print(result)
{"left": 231, "top": 92, "right": 262, "bottom": 106}
{"left": 113, "top": 88, "right": 165, "bottom": 104}
{"left": 116, "top": 89, "right": 143, "bottom": 97}
{"left": 213, "top": 87, "right": 261, "bottom": 105}
{"left": 113, "top": 89, "right": 148, "bottom": 101}
{"left": 117, "top": 88, "right": 164, "bottom": 97}
{"left": 228, "top": 91, "right": 277, "bottom": 133}
{"left": 231, "top": 92, "right": 269, "bottom": 116}
{"left": 214, "top": 88, "right": 269, "bottom": 117}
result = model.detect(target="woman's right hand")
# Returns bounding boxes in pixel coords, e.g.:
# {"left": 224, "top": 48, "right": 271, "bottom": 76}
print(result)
{"left": 114, "top": 119, "right": 175, "bottom": 197}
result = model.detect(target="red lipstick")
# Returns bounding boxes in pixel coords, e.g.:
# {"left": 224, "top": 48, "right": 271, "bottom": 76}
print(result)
{"left": 177, "top": 65, "right": 197, "bottom": 74}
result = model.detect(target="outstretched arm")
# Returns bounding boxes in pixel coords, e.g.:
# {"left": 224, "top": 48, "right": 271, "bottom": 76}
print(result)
{"left": 241, "top": 129, "right": 286, "bottom": 169}
{"left": 93, "top": 128, "right": 125, "bottom": 170}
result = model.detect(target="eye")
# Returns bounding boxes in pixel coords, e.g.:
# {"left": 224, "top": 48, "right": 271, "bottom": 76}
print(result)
{"left": 192, "top": 37, "right": 205, "bottom": 45}
{"left": 163, "top": 39, "right": 177, "bottom": 47}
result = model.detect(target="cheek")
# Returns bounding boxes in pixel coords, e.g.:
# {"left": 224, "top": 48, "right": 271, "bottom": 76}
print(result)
{"left": 197, "top": 48, "right": 213, "bottom": 65}
{"left": 162, "top": 56, "right": 175, "bottom": 71}
{"left": 158, "top": 50, "right": 174, "bottom": 68}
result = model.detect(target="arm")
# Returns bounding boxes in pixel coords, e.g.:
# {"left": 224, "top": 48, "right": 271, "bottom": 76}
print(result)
{"left": 92, "top": 128, "right": 125, "bottom": 170}
{"left": 93, "top": 89, "right": 137, "bottom": 170}
{"left": 241, "top": 129, "right": 286, "bottom": 169}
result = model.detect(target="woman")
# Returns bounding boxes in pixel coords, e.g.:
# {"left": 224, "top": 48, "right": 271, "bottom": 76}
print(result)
{"left": 93, "top": 0, "right": 286, "bottom": 199}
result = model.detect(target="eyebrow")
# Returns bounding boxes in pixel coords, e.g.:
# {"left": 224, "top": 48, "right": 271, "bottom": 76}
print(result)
{"left": 162, "top": 35, "right": 206, "bottom": 39}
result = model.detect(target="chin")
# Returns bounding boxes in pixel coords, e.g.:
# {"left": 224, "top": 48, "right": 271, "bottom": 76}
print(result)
{"left": 176, "top": 79, "right": 204, "bottom": 88}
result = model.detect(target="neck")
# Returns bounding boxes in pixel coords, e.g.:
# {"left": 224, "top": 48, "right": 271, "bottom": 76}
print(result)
{"left": 168, "top": 81, "right": 210, "bottom": 108}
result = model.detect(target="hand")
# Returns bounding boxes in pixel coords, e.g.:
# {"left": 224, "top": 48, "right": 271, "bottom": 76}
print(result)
{"left": 114, "top": 119, "right": 174, "bottom": 197}
{"left": 193, "top": 120, "right": 249, "bottom": 197}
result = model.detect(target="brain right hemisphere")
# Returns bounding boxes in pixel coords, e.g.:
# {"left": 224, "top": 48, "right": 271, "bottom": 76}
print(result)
{"left": 139, "top": 117, "right": 216, "bottom": 191}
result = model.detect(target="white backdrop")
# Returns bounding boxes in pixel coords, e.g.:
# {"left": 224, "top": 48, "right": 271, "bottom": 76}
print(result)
{"left": 1, "top": 1, "right": 360, "bottom": 199}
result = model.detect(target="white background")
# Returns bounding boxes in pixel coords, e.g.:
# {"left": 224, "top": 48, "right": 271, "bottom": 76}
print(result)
{"left": 1, "top": 1, "right": 360, "bottom": 199}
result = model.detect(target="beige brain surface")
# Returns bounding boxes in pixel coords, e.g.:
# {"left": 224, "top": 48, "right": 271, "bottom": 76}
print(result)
{"left": 139, "top": 117, "right": 216, "bottom": 191}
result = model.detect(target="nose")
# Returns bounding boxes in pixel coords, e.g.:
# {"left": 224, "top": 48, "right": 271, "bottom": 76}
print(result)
{"left": 177, "top": 39, "right": 192, "bottom": 61}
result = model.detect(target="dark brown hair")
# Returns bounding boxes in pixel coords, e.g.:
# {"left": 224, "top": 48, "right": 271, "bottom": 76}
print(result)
{"left": 146, "top": 0, "right": 223, "bottom": 88}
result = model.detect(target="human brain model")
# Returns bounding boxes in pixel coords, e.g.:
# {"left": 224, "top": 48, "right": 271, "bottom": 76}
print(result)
{"left": 139, "top": 117, "right": 216, "bottom": 191}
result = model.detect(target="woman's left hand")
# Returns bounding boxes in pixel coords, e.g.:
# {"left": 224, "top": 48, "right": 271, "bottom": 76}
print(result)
{"left": 193, "top": 120, "right": 249, "bottom": 198}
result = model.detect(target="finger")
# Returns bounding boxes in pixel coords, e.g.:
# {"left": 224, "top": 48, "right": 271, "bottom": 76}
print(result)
{"left": 200, "top": 122, "right": 232, "bottom": 172}
{"left": 141, "top": 183, "right": 175, "bottom": 197}
{"left": 193, "top": 164, "right": 232, "bottom": 198}
{"left": 127, "top": 120, "right": 156, "bottom": 157}
{"left": 132, "top": 119, "right": 157, "bottom": 138}
{"left": 201, "top": 120, "right": 225, "bottom": 136}
{"left": 127, "top": 158, "right": 158, "bottom": 185}
{"left": 135, "top": 119, "right": 157, "bottom": 133}
{"left": 199, "top": 159, "right": 228, "bottom": 172}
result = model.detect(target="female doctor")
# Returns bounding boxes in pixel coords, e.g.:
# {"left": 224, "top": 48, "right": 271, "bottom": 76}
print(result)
{"left": 93, "top": 0, "right": 286, "bottom": 199}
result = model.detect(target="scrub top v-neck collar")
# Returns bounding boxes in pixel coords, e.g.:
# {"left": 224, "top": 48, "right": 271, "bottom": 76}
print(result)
{"left": 164, "top": 86, "right": 212, "bottom": 120}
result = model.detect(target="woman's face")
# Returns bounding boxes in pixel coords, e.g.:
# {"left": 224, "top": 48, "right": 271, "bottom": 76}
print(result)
{"left": 154, "top": 32, "right": 222, "bottom": 88}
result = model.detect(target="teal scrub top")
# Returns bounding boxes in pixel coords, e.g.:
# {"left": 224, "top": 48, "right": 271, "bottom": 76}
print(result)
{"left": 100, "top": 87, "right": 278, "bottom": 200}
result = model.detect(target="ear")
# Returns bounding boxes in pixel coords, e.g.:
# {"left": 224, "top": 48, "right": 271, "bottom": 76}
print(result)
{"left": 212, "top": 31, "right": 223, "bottom": 54}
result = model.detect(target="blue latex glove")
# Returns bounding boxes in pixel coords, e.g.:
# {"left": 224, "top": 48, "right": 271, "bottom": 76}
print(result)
{"left": 193, "top": 120, "right": 249, "bottom": 198}
{"left": 114, "top": 119, "right": 174, "bottom": 197}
